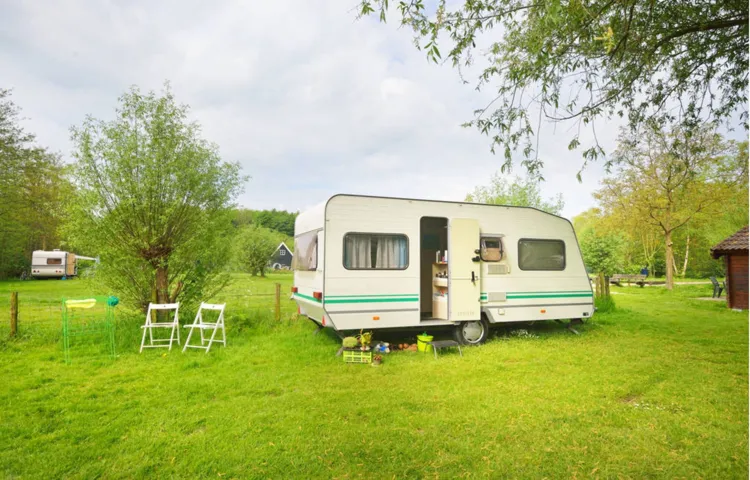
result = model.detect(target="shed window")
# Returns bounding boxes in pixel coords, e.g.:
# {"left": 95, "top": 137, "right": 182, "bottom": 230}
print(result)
{"left": 344, "top": 233, "right": 408, "bottom": 270}
{"left": 480, "top": 236, "right": 504, "bottom": 262}
{"left": 293, "top": 231, "right": 318, "bottom": 271}
{"left": 47, "top": 258, "right": 63, "bottom": 265}
{"left": 518, "top": 239, "right": 565, "bottom": 271}
{"left": 279, "top": 249, "right": 286, "bottom": 256}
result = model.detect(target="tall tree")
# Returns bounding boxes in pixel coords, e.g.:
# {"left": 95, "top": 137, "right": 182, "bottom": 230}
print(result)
{"left": 233, "top": 225, "right": 286, "bottom": 277}
{"left": 0, "top": 89, "right": 67, "bottom": 277}
{"left": 594, "top": 122, "right": 740, "bottom": 289}
{"left": 252, "top": 209, "right": 298, "bottom": 237}
{"left": 360, "top": 1, "right": 748, "bottom": 176}
{"left": 67, "top": 85, "right": 245, "bottom": 310}
{"left": 231, "top": 208, "right": 298, "bottom": 237}
{"left": 579, "top": 229, "right": 625, "bottom": 276}
{"left": 466, "top": 174, "right": 564, "bottom": 215}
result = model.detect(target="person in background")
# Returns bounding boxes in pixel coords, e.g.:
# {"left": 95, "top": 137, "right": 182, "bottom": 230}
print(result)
{"left": 640, "top": 266, "right": 649, "bottom": 277}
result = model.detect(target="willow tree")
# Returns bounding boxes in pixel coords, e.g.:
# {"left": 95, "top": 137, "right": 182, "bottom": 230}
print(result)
{"left": 359, "top": 0, "right": 748, "bottom": 176}
{"left": 69, "top": 85, "right": 244, "bottom": 310}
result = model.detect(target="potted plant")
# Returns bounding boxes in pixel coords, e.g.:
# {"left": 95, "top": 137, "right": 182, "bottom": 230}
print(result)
{"left": 341, "top": 331, "right": 374, "bottom": 364}
{"left": 357, "top": 330, "right": 372, "bottom": 351}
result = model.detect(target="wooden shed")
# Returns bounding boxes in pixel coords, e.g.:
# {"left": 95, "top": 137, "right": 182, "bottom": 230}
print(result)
{"left": 269, "top": 242, "right": 293, "bottom": 270}
{"left": 711, "top": 226, "right": 749, "bottom": 310}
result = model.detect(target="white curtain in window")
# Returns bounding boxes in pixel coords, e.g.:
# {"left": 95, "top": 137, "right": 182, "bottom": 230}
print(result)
{"left": 375, "top": 235, "right": 407, "bottom": 268}
{"left": 345, "top": 235, "right": 372, "bottom": 268}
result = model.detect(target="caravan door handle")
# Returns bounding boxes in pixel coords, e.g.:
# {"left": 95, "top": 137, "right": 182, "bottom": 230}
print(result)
{"left": 471, "top": 271, "right": 476, "bottom": 282}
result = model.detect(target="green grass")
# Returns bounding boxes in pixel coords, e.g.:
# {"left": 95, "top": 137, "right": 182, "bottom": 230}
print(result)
{"left": 0, "top": 276, "right": 746, "bottom": 478}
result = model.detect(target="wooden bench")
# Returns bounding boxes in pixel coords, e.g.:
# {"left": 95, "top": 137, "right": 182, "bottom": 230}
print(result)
{"left": 610, "top": 274, "right": 647, "bottom": 287}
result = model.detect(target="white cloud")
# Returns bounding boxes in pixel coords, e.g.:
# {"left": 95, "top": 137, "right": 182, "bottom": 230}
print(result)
{"left": 2, "top": 1, "right": 742, "bottom": 221}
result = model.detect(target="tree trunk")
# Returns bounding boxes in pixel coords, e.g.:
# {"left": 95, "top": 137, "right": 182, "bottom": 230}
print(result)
{"left": 665, "top": 231, "right": 674, "bottom": 290}
{"left": 155, "top": 265, "right": 169, "bottom": 321}
{"left": 681, "top": 233, "right": 690, "bottom": 278}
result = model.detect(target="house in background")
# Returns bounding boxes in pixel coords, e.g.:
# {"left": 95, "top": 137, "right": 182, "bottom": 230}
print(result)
{"left": 270, "top": 242, "right": 293, "bottom": 270}
{"left": 711, "top": 226, "right": 748, "bottom": 310}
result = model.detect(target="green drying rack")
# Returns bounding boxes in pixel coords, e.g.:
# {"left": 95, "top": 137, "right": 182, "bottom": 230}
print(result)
{"left": 61, "top": 296, "right": 118, "bottom": 364}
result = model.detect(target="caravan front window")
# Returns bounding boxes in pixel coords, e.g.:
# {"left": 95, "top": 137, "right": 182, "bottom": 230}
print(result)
{"left": 293, "top": 231, "right": 318, "bottom": 271}
{"left": 343, "top": 233, "right": 408, "bottom": 270}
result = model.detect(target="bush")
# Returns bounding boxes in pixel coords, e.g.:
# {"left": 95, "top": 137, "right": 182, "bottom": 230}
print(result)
{"left": 595, "top": 295, "right": 616, "bottom": 313}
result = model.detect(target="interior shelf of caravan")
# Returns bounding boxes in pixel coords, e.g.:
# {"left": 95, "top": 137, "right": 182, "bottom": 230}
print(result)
{"left": 432, "top": 262, "right": 448, "bottom": 320}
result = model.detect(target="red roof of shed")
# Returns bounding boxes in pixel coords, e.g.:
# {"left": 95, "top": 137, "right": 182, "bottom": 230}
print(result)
{"left": 711, "top": 226, "right": 749, "bottom": 259}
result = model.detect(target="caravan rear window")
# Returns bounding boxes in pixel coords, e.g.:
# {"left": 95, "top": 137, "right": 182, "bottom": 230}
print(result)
{"left": 343, "top": 233, "right": 408, "bottom": 270}
{"left": 293, "top": 231, "right": 318, "bottom": 271}
{"left": 518, "top": 239, "right": 565, "bottom": 271}
{"left": 46, "top": 258, "right": 63, "bottom": 265}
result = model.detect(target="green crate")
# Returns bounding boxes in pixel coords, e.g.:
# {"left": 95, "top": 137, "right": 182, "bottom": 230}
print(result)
{"left": 343, "top": 349, "right": 372, "bottom": 364}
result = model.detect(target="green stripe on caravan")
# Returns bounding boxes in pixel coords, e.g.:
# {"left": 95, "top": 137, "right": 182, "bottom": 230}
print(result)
{"left": 293, "top": 293, "right": 321, "bottom": 303}
{"left": 299, "top": 292, "right": 592, "bottom": 303}
{"left": 324, "top": 294, "right": 418, "bottom": 298}
{"left": 325, "top": 296, "right": 419, "bottom": 304}
{"left": 481, "top": 291, "right": 593, "bottom": 299}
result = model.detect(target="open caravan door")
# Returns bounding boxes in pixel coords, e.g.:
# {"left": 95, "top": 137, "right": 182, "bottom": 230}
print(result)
{"left": 449, "top": 218, "right": 488, "bottom": 344}
{"left": 448, "top": 218, "right": 481, "bottom": 321}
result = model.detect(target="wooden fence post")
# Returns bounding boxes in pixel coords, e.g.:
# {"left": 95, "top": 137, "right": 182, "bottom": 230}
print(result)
{"left": 10, "top": 292, "right": 18, "bottom": 337}
{"left": 274, "top": 283, "right": 281, "bottom": 321}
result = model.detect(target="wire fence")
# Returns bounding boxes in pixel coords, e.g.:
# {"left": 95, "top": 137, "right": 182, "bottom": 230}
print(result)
{"left": 0, "top": 284, "right": 300, "bottom": 345}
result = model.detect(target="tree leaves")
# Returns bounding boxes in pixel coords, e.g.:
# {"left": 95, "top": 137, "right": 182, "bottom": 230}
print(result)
{"left": 465, "top": 173, "right": 564, "bottom": 215}
{"left": 593, "top": 122, "right": 742, "bottom": 288}
{"left": 0, "top": 89, "right": 67, "bottom": 278}
{"left": 359, "top": 0, "right": 748, "bottom": 177}
{"left": 67, "top": 84, "right": 246, "bottom": 310}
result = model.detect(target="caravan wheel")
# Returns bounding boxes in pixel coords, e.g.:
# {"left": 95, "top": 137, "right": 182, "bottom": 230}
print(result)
{"left": 453, "top": 318, "right": 489, "bottom": 345}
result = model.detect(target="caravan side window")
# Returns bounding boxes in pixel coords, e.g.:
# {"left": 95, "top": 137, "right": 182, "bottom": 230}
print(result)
{"left": 518, "top": 239, "right": 565, "bottom": 271}
{"left": 480, "top": 236, "right": 504, "bottom": 262}
{"left": 293, "top": 231, "right": 318, "bottom": 271}
{"left": 343, "top": 233, "right": 408, "bottom": 270}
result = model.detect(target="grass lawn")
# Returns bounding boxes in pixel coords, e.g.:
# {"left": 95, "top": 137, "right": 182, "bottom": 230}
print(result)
{"left": 0, "top": 276, "right": 747, "bottom": 478}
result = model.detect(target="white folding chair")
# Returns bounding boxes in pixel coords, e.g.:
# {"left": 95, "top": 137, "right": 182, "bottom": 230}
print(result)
{"left": 182, "top": 303, "right": 226, "bottom": 353}
{"left": 140, "top": 303, "right": 181, "bottom": 352}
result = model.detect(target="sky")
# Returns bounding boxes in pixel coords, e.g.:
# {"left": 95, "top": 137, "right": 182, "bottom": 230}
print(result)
{"left": 0, "top": 1, "right": 743, "bottom": 219}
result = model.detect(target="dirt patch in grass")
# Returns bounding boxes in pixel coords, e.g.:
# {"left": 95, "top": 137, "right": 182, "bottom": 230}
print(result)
{"left": 619, "top": 393, "right": 642, "bottom": 404}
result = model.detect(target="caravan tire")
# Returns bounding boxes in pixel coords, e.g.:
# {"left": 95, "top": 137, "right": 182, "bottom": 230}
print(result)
{"left": 453, "top": 318, "right": 489, "bottom": 345}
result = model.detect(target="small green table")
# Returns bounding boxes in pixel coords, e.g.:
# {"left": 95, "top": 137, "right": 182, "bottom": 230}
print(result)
{"left": 426, "top": 340, "right": 463, "bottom": 359}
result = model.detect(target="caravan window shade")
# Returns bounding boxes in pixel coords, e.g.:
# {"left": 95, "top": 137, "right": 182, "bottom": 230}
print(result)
{"left": 293, "top": 231, "right": 318, "bottom": 271}
{"left": 518, "top": 239, "right": 566, "bottom": 271}
{"left": 480, "top": 237, "right": 503, "bottom": 262}
{"left": 343, "top": 233, "right": 408, "bottom": 270}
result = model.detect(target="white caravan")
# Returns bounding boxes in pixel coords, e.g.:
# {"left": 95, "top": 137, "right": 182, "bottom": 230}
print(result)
{"left": 292, "top": 195, "right": 594, "bottom": 344}
{"left": 31, "top": 250, "right": 98, "bottom": 278}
